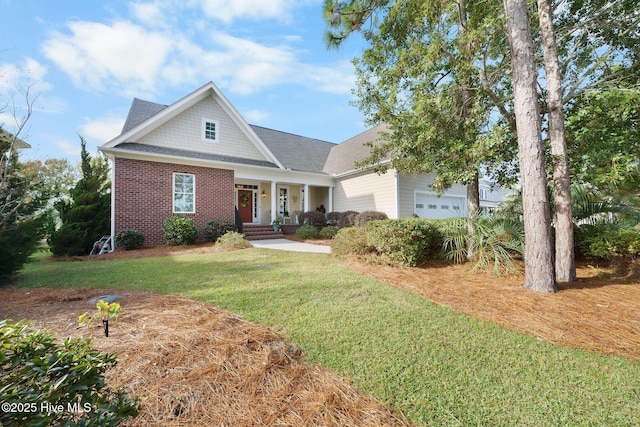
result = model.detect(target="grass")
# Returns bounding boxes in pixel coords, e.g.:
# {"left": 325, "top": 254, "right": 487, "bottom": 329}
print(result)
{"left": 13, "top": 248, "right": 640, "bottom": 426}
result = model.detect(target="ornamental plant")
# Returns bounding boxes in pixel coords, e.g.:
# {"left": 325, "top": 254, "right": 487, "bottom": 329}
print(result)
{"left": 162, "top": 215, "right": 197, "bottom": 245}
{"left": 79, "top": 299, "right": 122, "bottom": 337}
{"left": 0, "top": 320, "right": 140, "bottom": 426}
{"left": 114, "top": 228, "right": 144, "bottom": 250}
{"left": 204, "top": 220, "right": 237, "bottom": 242}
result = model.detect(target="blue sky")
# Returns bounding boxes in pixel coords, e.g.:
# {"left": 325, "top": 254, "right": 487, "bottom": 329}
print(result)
{"left": 1, "top": 0, "right": 367, "bottom": 163}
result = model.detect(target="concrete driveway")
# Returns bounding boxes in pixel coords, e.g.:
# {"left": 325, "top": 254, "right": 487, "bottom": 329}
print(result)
{"left": 250, "top": 239, "right": 331, "bottom": 253}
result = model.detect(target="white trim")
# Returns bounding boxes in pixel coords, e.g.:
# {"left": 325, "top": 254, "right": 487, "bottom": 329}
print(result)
{"left": 173, "top": 172, "right": 196, "bottom": 213}
{"left": 235, "top": 185, "right": 258, "bottom": 223}
{"left": 202, "top": 118, "right": 219, "bottom": 142}
{"left": 109, "top": 157, "right": 116, "bottom": 251}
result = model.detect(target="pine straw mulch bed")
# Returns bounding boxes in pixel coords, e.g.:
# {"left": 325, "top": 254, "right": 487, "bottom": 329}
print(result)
{"left": 342, "top": 257, "right": 640, "bottom": 361}
{"left": 0, "top": 288, "right": 410, "bottom": 426}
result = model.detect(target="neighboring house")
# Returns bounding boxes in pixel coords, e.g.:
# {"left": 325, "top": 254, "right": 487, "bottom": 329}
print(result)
{"left": 100, "top": 81, "right": 508, "bottom": 246}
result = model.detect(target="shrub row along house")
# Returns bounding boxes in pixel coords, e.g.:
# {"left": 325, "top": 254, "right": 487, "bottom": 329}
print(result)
{"left": 100, "top": 81, "right": 507, "bottom": 246}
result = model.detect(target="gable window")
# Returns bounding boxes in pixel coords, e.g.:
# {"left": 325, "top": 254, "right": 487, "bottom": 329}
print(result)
{"left": 173, "top": 173, "right": 195, "bottom": 213}
{"left": 202, "top": 118, "right": 219, "bottom": 142}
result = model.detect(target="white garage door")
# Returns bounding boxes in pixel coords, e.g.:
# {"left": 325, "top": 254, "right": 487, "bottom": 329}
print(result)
{"left": 414, "top": 193, "right": 465, "bottom": 219}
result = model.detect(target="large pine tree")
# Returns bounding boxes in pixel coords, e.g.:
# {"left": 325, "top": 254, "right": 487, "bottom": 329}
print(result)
{"left": 49, "top": 137, "right": 110, "bottom": 256}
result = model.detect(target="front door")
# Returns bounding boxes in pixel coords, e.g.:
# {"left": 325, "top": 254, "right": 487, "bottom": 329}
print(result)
{"left": 238, "top": 190, "right": 253, "bottom": 223}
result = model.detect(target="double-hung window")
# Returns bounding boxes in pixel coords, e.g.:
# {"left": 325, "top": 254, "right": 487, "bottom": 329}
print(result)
{"left": 173, "top": 173, "right": 195, "bottom": 213}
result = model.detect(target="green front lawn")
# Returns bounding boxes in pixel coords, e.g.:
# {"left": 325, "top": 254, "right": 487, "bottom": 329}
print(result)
{"left": 14, "top": 248, "right": 640, "bottom": 426}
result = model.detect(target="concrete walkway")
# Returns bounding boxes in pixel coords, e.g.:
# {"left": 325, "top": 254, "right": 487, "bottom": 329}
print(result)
{"left": 250, "top": 239, "right": 331, "bottom": 253}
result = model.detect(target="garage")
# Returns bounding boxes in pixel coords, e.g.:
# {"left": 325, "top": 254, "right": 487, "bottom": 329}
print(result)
{"left": 414, "top": 192, "right": 466, "bottom": 219}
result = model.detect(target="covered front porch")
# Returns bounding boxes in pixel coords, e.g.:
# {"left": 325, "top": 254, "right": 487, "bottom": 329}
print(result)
{"left": 234, "top": 180, "right": 333, "bottom": 225}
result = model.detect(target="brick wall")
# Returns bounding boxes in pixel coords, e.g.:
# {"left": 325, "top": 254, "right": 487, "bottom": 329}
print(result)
{"left": 114, "top": 158, "right": 235, "bottom": 246}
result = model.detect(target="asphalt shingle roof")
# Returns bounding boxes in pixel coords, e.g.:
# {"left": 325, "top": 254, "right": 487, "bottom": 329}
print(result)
{"left": 115, "top": 143, "right": 280, "bottom": 168}
{"left": 121, "top": 98, "right": 168, "bottom": 134}
{"left": 323, "top": 124, "right": 390, "bottom": 175}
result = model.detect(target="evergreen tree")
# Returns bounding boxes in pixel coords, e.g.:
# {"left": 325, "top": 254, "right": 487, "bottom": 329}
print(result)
{"left": 0, "top": 131, "right": 50, "bottom": 282}
{"left": 49, "top": 136, "right": 110, "bottom": 256}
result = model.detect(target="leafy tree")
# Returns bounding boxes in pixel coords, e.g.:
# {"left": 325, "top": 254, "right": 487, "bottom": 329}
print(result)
{"left": 49, "top": 137, "right": 110, "bottom": 256}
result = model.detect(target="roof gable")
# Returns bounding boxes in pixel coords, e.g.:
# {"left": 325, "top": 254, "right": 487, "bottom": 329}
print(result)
{"left": 101, "top": 82, "right": 283, "bottom": 168}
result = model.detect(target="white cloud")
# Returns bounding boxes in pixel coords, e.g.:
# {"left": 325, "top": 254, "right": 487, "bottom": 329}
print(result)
{"left": 80, "top": 115, "right": 125, "bottom": 142}
{"left": 192, "top": 0, "right": 296, "bottom": 23}
{"left": 41, "top": 20, "right": 175, "bottom": 96}
{"left": 52, "top": 137, "right": 82, "bottom": 157}
{"left": 243, "top": 109, "right": 269, "bottom": 122}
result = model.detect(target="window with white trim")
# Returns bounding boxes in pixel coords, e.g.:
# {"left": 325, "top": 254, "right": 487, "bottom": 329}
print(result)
{"left": 202, "top": 118, "right": 219, "bottom": 142}
{"left": 173, "top": 173, "right": 195, "bottom": 213}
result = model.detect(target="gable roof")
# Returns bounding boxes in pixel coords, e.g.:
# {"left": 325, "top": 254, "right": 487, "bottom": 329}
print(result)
{"left": 323, "top": 124, "right": 390, "bottom": 176}
{"left": 101, "top": 81, "right": 284, "bottom": 168}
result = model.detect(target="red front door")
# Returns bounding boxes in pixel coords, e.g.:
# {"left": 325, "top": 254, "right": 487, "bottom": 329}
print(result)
{"left": 238, "top": 190, "right": 253, "bottom": 223}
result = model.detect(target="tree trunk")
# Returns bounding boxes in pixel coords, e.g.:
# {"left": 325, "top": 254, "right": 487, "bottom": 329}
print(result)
{"left": 466, "top": 172, "right": 479, "bottom": 259}
{"left": 537, "top": 0, "right": 576, "bottom": 282}
{"left": 503, "top": 0, "right": 557, "bottom": 292}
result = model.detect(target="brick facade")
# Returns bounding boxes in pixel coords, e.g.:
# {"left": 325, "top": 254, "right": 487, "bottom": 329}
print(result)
{"left": 114, "top": 158, "right": 235, "bottom": 246}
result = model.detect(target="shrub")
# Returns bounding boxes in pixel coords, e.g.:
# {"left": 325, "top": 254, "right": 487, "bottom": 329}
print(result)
{"left": 0, "top": 320, "right": 140, "bottom": 426}
{"left": 114, "top": 228, "right": 144, "bottom": 250}
{"left": 204, "top": 220, "right": 237, "bottom": 242}
{"left": 326, "top": 212, "right": 342, "bottom": 226}
{"left": 319, "top": 225, "right": 340, "bottom": 239}
{"left": 439, "top": 216, "right": 525, "bottom": 276}
{"left": 331, "top": 227, "right": 374, "bottom": 257}
{"left": 576, "top": 223, "right": 640, "bottom": 260}
{"left": 365, "top": 218, "right": 443, "bottom": 266}
{"left": 338, "top": 211, "right": 359, "bottom": 228}
{"left": 354, "top": 211, "right": 388, "bottom": 227}
{"left": 296, "top": 224, "right": 319, "bottom": 240}
{"left": 300, "top": 211, "right": 327, "bottom": 228}
{"left": 162, "top": 215, "right": 197, "bottom": 245}
{"left": 216, "top": 231, "right": 251, "bottom": 250}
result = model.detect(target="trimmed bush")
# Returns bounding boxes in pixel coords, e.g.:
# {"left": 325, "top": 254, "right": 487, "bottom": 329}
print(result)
{"left": 0, "top": 320, "right": 140, "bottom": 426}
{"left": 300, "top": 211, "right": 327, "bottom": 228}
{"left": 204, "top": 220, "right": 237, "bottom": 242}
{"left": 296, "top": 224, "right": 319, "bottom": 240}
{"left": 355, "top": 211, "right": 389, "bottom": 227}
{"left": 365, "top": 218, "right": 443, "bottom": 266}
{"left": 114, "top": 228, "right": 144, "bottom": 250}
{"left": 331, "top": 227, "right": 374, "bottom": 257}
{"left": 216, "top": 231, "right": 251, "bottom": 250}
{"left": 326, "top": 212, "right": 342, "bottom": 226}
{"left": 162, "top": 215, "right": 198, "bottom": 245}
{"left": 319, "top": 225, "right": 340, "bottom": 239}
{"left": 338, "top": 211, "right": 359, "bottom": 228}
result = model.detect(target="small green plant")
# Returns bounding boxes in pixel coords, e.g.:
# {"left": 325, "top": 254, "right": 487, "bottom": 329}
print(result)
{"left": 365, "top": 218, "right": 443, "bottom": 266}
{"left": 79, "top": 299, "right": 122, "bottom": 337}
{"left": 331, "top": 227, "right": 374, "bottom": 257}
{"left": 296, "top": 224, "right": 318, "bottom": 240}
{"left": 0, "top": 320, "right": 140, "bottom": 426}
{"left": 216, "top": 231, "right": 251, "bottom": 249}
{"left": 163, "top": 215, "right": 198, "bottom": 245}
{"left": 114, "top": 228, "right": 145, "bottom": 250}
{"left": 319, "top": 225, "right": 340, "bottom": 239}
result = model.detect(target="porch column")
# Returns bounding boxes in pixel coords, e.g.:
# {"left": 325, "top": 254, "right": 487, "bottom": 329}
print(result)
{"left": 304, "top": 184, "right": 309, "bottom": 213}
{"left": 328, "top": 186, "right": 333, "bottom": 213}
{"left": 271, "top": 181, "right": 277, "bottom": 223}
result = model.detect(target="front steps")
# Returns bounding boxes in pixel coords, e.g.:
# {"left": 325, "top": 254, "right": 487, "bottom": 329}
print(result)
{"left": 242, "top": 224, "right": 283, "bottom": 241}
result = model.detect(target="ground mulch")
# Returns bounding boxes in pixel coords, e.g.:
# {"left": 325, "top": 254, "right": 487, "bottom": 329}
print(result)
{"left": 2, "top": 243, "right": 638, "bottom": 425}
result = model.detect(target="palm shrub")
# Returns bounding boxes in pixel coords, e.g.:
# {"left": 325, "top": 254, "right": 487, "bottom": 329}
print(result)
{"left": 162, "top": 215, "right": 197, "bottom": 245}
{"left": 0, "top": 320, "right": 140, "bottom": 426}
{"left": 114, "top": 228, "right": 144, "bottom": 250}
{"left": 365, "top": 218, "right": 443, "bottom": 266}
{"left": 440, "top": 215, "right": 525, "bottom": 276}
